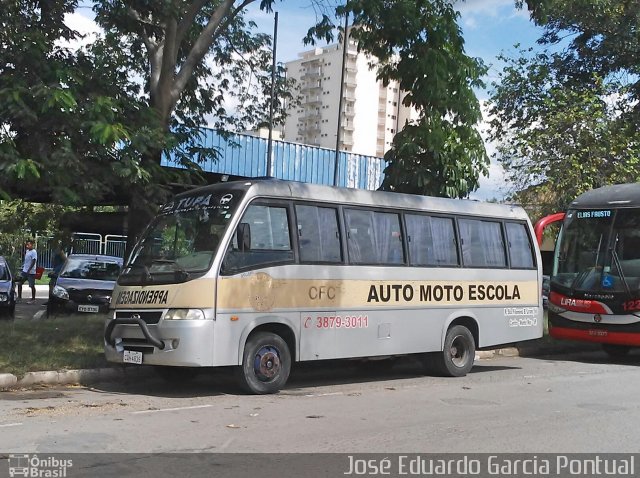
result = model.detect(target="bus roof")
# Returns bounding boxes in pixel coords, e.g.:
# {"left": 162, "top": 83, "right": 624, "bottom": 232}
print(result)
{"left": 175, "top": 179, "right": 530, "bottom": 221}
{"left": 570, "top": 183, "right": 640, "bottom": 209}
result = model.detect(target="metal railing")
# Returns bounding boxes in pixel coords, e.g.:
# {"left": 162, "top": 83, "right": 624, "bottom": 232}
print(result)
{"left": 35, "top": 232, "right": 128, "bottom": 269}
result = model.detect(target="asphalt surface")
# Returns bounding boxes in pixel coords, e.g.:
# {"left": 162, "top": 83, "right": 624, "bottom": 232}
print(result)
{"left": 12, "top": 284, "right": 49, "bottom": 320}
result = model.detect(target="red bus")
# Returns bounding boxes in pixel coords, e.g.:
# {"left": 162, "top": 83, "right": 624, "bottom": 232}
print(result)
{"left": 535, "top": 183, "right": 640, "bottom": 357}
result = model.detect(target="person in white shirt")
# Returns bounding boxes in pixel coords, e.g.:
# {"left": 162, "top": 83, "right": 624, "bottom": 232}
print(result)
{"left": 18, "top": 239, "right": 38, "bottom": 302}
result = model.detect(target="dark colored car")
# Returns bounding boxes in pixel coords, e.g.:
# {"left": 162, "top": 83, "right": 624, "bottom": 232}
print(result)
{"left": 48, "top": 254, "right": 123, "bottom": 316}
{"left": 0, "top": 256, "right": 16, "bottom": 318}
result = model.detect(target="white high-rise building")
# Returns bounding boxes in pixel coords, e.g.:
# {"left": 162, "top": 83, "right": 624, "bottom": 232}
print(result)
{"left": 282, "top": 37, "right": 418, "bottom": 158}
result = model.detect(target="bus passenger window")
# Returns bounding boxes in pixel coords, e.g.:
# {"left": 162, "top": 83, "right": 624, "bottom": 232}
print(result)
{"left": 505, "top": 222, "right": 535, "bottom": 268}
{"left": 295, "top": 204, "right": 342, "bottom": 263}
{"left": 459, "top": 219, "right": 506, "bottom": 268}
{"left": 345, "top": 209, "right": 403, "bottom": 265}
{"left": 406, "top": 214, "right": 458, "bottom": 266}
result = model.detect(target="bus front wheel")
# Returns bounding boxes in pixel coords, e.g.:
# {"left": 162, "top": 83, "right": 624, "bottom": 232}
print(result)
{"left": 432, "top": 325, "right": 475, "bottom": 377}
{"left": 236, "top": 332, "right": 291, "bottom": 394}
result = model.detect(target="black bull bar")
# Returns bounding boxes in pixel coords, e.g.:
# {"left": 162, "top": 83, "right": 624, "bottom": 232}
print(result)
{"left": 104, "top": 317, "right": 165, "bottom": 350}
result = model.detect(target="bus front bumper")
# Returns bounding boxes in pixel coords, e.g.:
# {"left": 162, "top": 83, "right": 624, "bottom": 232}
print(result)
{"left": 104, "top": 315, "right": 215, "bottom": 367}
{"left": 549, "top": 313, "right": 640, "bottom": 346}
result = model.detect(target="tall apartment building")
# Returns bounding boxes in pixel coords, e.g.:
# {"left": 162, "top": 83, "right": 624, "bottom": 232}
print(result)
{"left": 282, "top": 37, "right": 417, "bottom": 158}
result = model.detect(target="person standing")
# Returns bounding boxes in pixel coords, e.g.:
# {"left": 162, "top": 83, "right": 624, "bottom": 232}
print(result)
{"left": 49, "top": 241, "right": 67, "bottom": 294}
{"left": 18, "top": 239, "right": 38, "bottom": 303}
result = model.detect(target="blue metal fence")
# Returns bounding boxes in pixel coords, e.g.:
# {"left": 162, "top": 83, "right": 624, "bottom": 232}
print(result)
{"left": 162, "top": 129, "right": 387, "bottom": 191}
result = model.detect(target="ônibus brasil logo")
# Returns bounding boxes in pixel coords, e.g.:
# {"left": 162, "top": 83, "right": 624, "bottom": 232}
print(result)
{"left": 8, "top": 454, "right": 73, "bottom": 477}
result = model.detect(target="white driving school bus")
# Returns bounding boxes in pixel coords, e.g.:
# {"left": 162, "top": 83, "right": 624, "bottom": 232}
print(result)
{"left": 105, "top": 179, "right": 543, "bottom": 393}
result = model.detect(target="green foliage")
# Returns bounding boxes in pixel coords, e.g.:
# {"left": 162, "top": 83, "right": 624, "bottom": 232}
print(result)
{"left": 490, "top": 0, "right": 640, "bottom": 214}
{"left": 92, "top": 0, "right": 296, "bottom": 143}
{"left": 0, "top": 201, "right": 75, "bottom": 235}
{"left": 324, "top": 0, "right": 488, "bottom": 198}
{"left": 1, "top": 0, "right": 296, "bottom": 217}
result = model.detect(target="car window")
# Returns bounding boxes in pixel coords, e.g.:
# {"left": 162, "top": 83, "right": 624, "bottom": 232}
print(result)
{"left": 0, "top": 264, "right": 8, "bottom": 281}
{"left": 60, "top": 258, "right": 122, "bottom": 281}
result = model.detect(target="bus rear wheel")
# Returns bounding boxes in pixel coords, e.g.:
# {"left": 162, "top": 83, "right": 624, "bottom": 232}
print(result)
{"left": 236, "top": 332, "right": 291, "bottom": 394}
{"left": 432, "top": 325, "right": 475, "bottom": 377}
{"left": 602, "top": 343, "right": 631, "bottom": 358}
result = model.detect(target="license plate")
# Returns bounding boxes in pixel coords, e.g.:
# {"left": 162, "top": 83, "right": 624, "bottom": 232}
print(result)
{"left": 123, "top": 350, "right": 143, "bottom": 364}
{"left": 78, "top": 304, "right": 100, "bottom": 313}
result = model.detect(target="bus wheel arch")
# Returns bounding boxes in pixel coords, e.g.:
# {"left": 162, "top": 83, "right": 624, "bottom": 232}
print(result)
{"left": 430, "top": 316, "right": 478, "bottom": 377}
{"left": 235, "top": 323, "right": 295, "bottom": 394}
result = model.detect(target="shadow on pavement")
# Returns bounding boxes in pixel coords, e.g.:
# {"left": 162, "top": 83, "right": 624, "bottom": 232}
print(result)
{"left": 88, "top": 355, "right": 520, "bottom": 398}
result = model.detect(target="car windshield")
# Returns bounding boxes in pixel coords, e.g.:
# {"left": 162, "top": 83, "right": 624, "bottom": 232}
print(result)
{"left": 60, "top": 258, "right": 122, "bottom": 281}
{"left": 120, "top": 189, "right": 243, "bottom": 285}
{"left": 0, "top": 264, "right": 9, "bottom": 281}
{"left": 553, "top": 208, "right": 640, "bottom": 293}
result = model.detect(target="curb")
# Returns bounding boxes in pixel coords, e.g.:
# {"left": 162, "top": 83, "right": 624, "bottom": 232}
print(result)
{"left": 0, "top": 366, "right": 154, "bottom": 391}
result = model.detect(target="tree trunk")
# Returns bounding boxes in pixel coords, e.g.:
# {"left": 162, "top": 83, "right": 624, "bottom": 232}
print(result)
{"left": 124, "top": 150, "right": 164, "bottom": 261}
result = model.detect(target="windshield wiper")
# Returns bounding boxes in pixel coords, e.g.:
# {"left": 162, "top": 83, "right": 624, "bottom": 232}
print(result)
{"left": 610, "top": 233, "right": 633, "bottom": 299}
{"left": 570, "top": 233, "right": 603, "bottom": 293}
{"left": 151, "top": 259, "right": 190, "bottom": 281}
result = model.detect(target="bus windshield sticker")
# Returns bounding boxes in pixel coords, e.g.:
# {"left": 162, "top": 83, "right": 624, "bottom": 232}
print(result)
{"left": 576, "top": 210, "right": 612, "bottom": 219}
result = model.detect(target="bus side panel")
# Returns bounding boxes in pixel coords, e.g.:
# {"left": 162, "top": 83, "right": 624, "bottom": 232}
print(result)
{"left": 215, "top": 265, "right": 542, "bottom": 363}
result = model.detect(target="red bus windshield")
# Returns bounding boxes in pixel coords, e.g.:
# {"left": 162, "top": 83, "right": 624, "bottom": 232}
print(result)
{"left": 553, "top": 208, "right": 640, "bottom": 294}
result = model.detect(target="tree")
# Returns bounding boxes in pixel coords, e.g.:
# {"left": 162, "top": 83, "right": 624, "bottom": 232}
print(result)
{"left": 489, "top": 0, "right": 640, "bottom": 213}
{"left": 93, "top": 1, "right": 301, "bottom": 249}
{"left": 0, "top": 0, "right": 120, "bottom": 203}
{"left": 1, "top": 1, "right": 296, "bottom": 250}
{"left": 339, "top": 0, "right": 489, "bottom": 198}
{"left": 524, "top": 0, "right": 640, "bottom": 116}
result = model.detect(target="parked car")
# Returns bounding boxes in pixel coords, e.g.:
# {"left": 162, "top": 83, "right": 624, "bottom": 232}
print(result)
{"left": 542, "top": 274, "right": 550, "bottom": 309}
{"left": 48, "top": 254, "right": 123, "bottom": 316}
{"left": 0, "top": 256, "right": 16, "bottom": 318}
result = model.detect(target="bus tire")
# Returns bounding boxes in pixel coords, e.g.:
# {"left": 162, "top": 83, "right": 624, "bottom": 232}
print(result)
{"left": 432, "top": 325, "right": 475, "bottom": 377}
{"left": 236, "top": 331, "right": 291, "bottom": 394}
{"left": 602, "top": 343, "right": 631, "bottom": 358}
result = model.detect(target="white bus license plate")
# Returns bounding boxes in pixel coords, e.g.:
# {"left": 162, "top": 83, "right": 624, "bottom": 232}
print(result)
{"left": 123, "top": 350, "right": 143, "bottom": 365}
{"left": 78, "top": 304, "right": 100, "bottom": 313}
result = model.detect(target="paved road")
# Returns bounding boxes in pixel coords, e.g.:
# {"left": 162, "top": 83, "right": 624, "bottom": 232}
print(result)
{"left": 1, "top": 350, "right": 639, "bottom": 454}
{"left": 10, "top": 285, "right": 49, "bottom": 320}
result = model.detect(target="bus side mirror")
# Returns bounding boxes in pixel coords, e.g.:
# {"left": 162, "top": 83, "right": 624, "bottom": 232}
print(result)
{"left": 237, "top": 223, "right": 251, "bottom": 252}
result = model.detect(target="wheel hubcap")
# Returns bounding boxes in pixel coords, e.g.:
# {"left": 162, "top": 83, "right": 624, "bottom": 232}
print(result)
{"left": 253, "top": 345, "right": 280, "bottom": 381}
{"left": 450, "top": 335, "right": 468, "bottom": 368}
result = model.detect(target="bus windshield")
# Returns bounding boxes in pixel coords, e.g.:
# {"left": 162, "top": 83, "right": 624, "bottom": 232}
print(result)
{"left": 553, "top": 209, "right": 640, "bottom": 293}
{"left": 120, "top": 189, "right": 243, "bottom": 285}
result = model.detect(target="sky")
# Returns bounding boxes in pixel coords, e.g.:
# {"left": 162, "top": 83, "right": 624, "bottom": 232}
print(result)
{"left": 68, "top": 0, "right": 548, "bottom": 200}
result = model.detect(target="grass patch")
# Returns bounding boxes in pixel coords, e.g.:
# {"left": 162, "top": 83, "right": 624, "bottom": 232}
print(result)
{"left": 0, "top": 315, "right": 109, "bottom": 377}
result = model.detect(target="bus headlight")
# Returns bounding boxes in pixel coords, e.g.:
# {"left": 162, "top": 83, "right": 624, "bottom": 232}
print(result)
{"left": 164, "top": 309, "right": 205, "bottom": 320}
{"left": 52, "top": 285, "right": 69, "bottom": 300}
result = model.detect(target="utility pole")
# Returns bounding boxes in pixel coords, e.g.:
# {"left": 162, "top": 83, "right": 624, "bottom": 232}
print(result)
{"left": 266, "top": 11, "right": 278, "bottom": 178}
{"left": 333, "top": 13, "right": 349, "bottom": 186}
